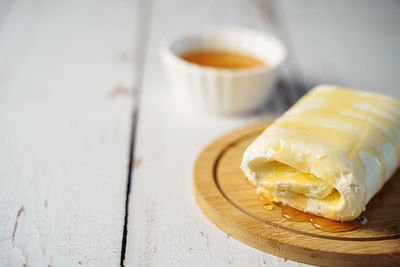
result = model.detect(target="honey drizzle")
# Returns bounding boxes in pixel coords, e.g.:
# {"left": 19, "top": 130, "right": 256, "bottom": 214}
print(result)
{"left": 263, "top": 204, "right": 274, "bottom": 211}
{"left": 281, "top": 205, "right": 365, "bottom": 232}
{"left": 253, "top": 177, "right": 392, "bottom": 233}
{"left": 251, "top": 178, "right": 392, "bottom": 232}
{"left": 258, "top": 195, "right": 368, "bottom": 233}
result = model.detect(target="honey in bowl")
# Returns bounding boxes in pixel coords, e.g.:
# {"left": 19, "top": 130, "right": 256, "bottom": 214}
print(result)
{"left": 180, "top": 50, "right": 266, "bottom": 69}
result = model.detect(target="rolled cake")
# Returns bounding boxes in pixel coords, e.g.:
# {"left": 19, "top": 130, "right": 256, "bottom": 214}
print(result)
{"left": 241, "top": 85, "right": 400, "bottom": 221}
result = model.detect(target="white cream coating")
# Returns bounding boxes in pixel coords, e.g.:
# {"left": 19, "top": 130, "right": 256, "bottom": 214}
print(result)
{"left": 359, "top": 150, "right": 382, "bottom": 203}
{"left": 241, "top": 85, "right": 400, "bottom": 221}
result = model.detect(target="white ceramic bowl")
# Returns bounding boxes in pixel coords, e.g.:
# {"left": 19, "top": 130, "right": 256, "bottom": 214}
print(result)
{"left": 161, "top": 27, "right": 286, "bottom": 114}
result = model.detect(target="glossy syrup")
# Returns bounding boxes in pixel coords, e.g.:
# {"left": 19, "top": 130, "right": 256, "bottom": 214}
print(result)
{"left": 280, "top": 205, "right": 366, "bottom": 232}
{"left": 181, "top": 50, "right": 266, "bottom": 69}
{"left": 258, "top": 194, "right": 377, "bottom": 233}
{"left": 263, "top": 204, "right": 274, "bottom": 211}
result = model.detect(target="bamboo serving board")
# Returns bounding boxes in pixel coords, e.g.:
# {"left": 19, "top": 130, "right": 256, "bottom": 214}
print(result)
{"left": 193, "top": 122, "right": 400, "bottom": 266}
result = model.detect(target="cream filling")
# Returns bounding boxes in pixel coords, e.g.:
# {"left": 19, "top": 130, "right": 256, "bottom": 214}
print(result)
{"left": 252, "top": 161, "right": 342, "bottom": 219}
{"left": 259, "top": 162, "right": 334, "bottom": 199}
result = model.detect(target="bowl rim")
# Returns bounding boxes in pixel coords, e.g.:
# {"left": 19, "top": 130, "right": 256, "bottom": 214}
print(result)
{"left": 160, "top": 26, "right": 287, "bottom": 76}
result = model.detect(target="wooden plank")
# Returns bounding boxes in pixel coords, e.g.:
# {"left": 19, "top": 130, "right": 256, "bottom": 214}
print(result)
{"left": 279, "top": 0, "right": 400, "bottom": 97}
{"left": 0, "top": 0, "right": 139, "bottom": 266}
{"left": 124, "top": 0, "right": 303, "bottom": 266}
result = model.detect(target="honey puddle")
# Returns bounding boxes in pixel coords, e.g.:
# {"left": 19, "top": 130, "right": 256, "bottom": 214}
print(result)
{"left": 248, "top": 178, "right": 392, "bottom": 232}
{"left": 281, "top": 205, "right": 366, "bottom": 232}
{"left": 257, "top": 194, "right": 381, "bottom": 233}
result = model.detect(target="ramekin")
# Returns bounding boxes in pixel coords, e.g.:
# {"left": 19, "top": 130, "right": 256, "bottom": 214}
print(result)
{"left": 161, "top": 27, "right": 286, "bottom": 114}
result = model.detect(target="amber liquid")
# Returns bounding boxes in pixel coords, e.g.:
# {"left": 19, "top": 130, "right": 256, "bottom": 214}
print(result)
{"left": 258, "top": 195, "right": 368, "bottom": 233}
{"left": 181, "top": 51, "right": 266, "bottom": 69}
{"left": 281, "top": 205, "right": 365, "bottom": 232}
{"left": 254, "top": 173, "right": 392, "bottom": 232}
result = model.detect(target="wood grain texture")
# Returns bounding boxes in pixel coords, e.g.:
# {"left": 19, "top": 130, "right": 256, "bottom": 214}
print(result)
{"left": 194, "top": 122, "right": 400, "bottom": 267}
{"left": 0, "top": 0, "right": 138, "bottom": 266}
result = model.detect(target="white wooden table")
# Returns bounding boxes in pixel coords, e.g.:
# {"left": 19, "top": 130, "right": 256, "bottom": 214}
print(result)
{"left": 1, "top": 1, "right": 399, "bottom": 266}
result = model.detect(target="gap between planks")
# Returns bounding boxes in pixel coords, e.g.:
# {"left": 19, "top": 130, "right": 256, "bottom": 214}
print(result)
{"left": 120, "top": 0, "right": 306, "bottom": 265}
{"left": 120, "top": 0, "right": 154, "bottom": 265}
{"left": 120, "top": 111, "right": 139, "bottom": 266}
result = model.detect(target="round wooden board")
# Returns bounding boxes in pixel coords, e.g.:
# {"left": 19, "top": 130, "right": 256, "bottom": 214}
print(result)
{"left": 193, "top": 122, "right": 400, "bottom": 267}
